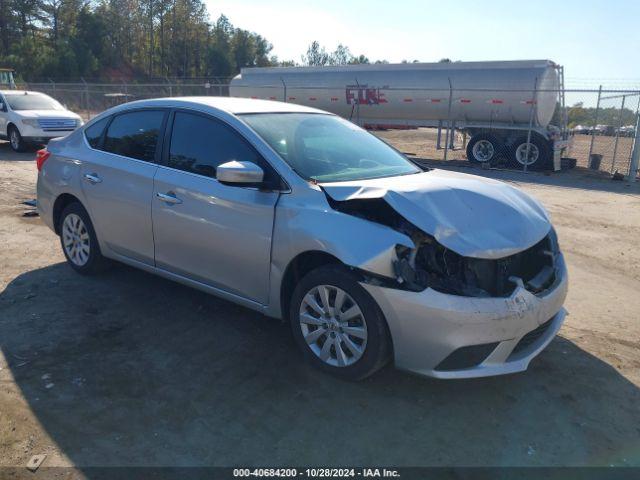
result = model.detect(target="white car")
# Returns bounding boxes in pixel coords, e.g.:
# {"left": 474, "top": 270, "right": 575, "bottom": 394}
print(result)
{"left": 0, "top": 90, "right": 83, "bottom": 152}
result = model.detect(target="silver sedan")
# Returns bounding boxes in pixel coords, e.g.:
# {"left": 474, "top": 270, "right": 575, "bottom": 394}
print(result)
{"left": 36, "top": 97, "right": 567, "bottom": 380}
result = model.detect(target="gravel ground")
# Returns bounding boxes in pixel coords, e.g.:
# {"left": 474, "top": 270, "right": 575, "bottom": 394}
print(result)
{"left": 1, "top": 138, "right": 640, "bottom": 472}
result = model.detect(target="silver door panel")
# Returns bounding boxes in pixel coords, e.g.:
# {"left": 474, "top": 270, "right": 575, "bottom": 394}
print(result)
{"left": 80, "top": 150, "right": 157, "bottom": 264}
{"left": 152, "top": 167, "right": 279, "bottom": 304}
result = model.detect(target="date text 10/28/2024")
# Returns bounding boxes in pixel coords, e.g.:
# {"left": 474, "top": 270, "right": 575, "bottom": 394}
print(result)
{"left": 233, "top": 468, "right": 400, "bottom": 478}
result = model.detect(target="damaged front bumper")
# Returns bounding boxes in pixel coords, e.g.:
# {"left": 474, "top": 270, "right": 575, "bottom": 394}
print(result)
{"left": 361, "top": 253, "right": 568, "bottom": 379}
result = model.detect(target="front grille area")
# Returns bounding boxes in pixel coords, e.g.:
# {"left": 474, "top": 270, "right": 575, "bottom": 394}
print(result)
{"left": 37, "top": 118, "right": 77, "bottom": 131}
{"left": 511, "top": 318, "right": 554, "bottom": 356}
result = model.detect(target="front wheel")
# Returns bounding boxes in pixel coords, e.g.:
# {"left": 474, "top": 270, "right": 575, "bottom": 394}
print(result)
{"left": 289, "top": 265, "right": 392, "bottom": 380}
{"left": 8, "top": 125, "right": 27, "bottom": 152}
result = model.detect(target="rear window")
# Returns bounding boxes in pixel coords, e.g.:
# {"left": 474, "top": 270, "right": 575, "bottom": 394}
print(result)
{"left": 84, "top": 117, "right": 109, "bottom": 148}
{"left": 102, "top": 110, "right": 165, "bottom": 162}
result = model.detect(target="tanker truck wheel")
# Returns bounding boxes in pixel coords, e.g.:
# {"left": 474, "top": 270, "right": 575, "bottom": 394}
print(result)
{"left": 466, "top": 134, "right": 503, "bottom": 166}
{"left": 509, "top": 135, "right": 551, "bottom": 171}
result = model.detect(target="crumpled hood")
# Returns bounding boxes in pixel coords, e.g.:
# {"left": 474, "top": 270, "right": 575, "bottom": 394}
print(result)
{"left": 321, "top": 169, "right": 551, "bottom": 259}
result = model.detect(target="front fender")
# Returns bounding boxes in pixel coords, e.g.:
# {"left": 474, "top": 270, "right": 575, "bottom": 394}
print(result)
{"left": 265, "top": 190, "right": 414, "bottom": 318}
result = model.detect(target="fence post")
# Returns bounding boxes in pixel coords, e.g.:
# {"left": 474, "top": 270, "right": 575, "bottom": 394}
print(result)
{"left": 587, "top": 85, "right": 602, "bottom": 168}
{"left": 281, "top": 78, "right": 286, "bottom": 102}
{"left": 449, "top": 120, "right": 456, "bottom": 149}
{"left": 443, "top": 78, "right": 453, "bottom": 162}
{"left": 523, "top": 77, "right": 538, "bottom": 173}
{"left": 611, "top": 94, "right": 626, "bottom": 173}
{"left": 81, "top": 77, "right": 89, "bottom": 121}
{"left": 436, "top": 120, "right": 443, "bottom": 150}
{"left": 626, "top": 111, "right": 640, "bottom": 181}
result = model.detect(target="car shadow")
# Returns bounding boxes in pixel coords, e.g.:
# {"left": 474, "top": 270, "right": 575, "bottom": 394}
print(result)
{"left": 1, "top": 262, "right": 639, "bottom": 468}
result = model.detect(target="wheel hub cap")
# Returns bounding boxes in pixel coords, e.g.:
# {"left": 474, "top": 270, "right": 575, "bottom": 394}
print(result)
{"left": 299, "top": 284, "right": 368, "bottom": 367}
{"left": 472, "top": 140, "right": 495, "bottom": 162}
{"left": 515, "top": 143, "right": 540, "bottom": 165}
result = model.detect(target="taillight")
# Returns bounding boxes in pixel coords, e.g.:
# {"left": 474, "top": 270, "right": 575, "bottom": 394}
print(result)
{"left": 36, "top": 149, "right": 51, "bottom": 171}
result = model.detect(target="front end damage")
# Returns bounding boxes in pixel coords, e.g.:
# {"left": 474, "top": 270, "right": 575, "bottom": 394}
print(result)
{"left": 327, "top": 193, "right": 560, "bottom": 300}
{"left": 322, "top": 173, "right": 568, "bottom": 378}
{"left": 393, "top": 228, "right": 559, "bottom": 298}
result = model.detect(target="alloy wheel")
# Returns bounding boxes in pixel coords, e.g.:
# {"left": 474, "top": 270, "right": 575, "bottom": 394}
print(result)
{"left": 62, "top": 213, "right": 90, "bottom": 266}
{"left": 299, "top": 284, "right": 368, "bottom": 367}
{"left": 10, "top": 130, "right": 19, "bottom": 150}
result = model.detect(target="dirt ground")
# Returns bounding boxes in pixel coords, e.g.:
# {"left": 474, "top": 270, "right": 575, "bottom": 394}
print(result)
{"left": 1, "top": 134, "right": 640, "bottom": 472}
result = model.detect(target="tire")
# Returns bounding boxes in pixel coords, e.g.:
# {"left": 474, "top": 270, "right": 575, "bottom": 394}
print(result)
{"left": 289, "top": 265, "right": 392, "bottom": 380}
{"left": 8, "top": 125, "right": 27, "bottom": 152}
{"left": 466, "top": 133, "right": 503, "bottom": 166}
{"left": 58, "top": 202, "right": 110, "bottom": 275}
{"left": 508, "top": 135, "right": 552, "bottom": 171}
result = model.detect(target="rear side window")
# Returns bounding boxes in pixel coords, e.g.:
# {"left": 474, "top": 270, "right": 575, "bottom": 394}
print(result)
{"left": 103, "top": 110, "right": 165, "bottom": 162}
{"left": 84, "top": 117, "right": 109, "bottom": 148}
{"left": 168, "top": 112, "right": 261, "bottom": 178}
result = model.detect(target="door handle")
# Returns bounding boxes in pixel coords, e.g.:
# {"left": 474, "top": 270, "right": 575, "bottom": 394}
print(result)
{"left": 84, "top": 173, "right": 102, "bottom": 184}
{"left": 156, "top": 192, "right": 182, "bottom": 204}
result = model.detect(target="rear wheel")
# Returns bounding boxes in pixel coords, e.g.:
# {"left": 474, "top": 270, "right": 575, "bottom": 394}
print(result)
{"left": 8, "top": 125, "right": 27, "bottom": 152}
{"left": 466, "top": 133, "right": 503, "bottom": 165}
{"left": 59, "top": 202, "right": 110, "bottom": 274}
{"left": 289, "top": 265, "right": 392, "bottom": 380}
{"left": 509, "top": 135, "right": 551, "bottom": 170}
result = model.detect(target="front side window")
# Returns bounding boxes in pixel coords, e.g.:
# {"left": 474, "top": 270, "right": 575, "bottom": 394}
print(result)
{"left": 240, "top": 113, "right": 420, "bottom": 182}
{"left": 4, "top": 92, "right": 64, "bottom": 111}
{"left": 103, "top": 110, "right": 165, "bottom": 162}
{"left": 168, "top": 111, "right": 261, "bottom": 179}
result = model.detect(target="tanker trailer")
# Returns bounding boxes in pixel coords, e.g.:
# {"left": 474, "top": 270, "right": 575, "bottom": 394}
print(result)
{"left": 230, "top": 60, "right": 570, "bottom": 170}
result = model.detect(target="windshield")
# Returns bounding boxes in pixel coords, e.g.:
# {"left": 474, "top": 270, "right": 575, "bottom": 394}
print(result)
{"left": 4, "top": 93, "right": 64, "bottom": 111}
{"left": 241, "top": 113, "right": 420, "bottom": 182}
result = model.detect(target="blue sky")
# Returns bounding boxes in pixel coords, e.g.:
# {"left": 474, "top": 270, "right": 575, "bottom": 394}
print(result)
{"left": 206, "top": 0, "right": 640, "bottom": 89}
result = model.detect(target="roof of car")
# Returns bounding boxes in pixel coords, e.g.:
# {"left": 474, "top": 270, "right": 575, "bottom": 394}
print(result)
{"left": 115, "top": 96, "right": 328, "bottom": 115}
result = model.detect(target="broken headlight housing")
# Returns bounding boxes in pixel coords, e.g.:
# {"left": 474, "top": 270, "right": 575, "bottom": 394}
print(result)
{"left": 394, "top": 228, "right": 558, "bottom": 298}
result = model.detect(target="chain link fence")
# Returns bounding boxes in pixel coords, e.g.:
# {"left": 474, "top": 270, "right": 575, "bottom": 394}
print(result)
{"left": 584, "top": 89, "right": 640, "bottom": 176}
{"left": 17, "top": 81, "right": 640, "bottom": 179}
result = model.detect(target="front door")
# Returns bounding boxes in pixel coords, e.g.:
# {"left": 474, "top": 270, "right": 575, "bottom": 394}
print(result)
{"left": 152, "top": 110, "right": 280, "bottom": 304}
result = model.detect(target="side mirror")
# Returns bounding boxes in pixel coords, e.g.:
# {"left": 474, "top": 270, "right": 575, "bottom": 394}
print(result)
{"left": 216, "top": 160, "right": 264, "bottom": 186}
{"left": 0, "top": 102, "right": 5, "bottom": 112}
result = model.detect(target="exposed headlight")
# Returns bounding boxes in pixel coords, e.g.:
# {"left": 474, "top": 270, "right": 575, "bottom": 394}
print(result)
{"left": 21, "top": 118, "right": 39, "bottom": 127}
{"left": 76, "top": 118, "right": 84, "bottom": 127}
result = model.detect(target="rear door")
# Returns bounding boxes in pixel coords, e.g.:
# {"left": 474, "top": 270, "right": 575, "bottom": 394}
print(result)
{"left": 151, "top": 110, "right": 280, "bottom": 304}
{"left": 80, "top": 109, "right": 167, "bottom": 265}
